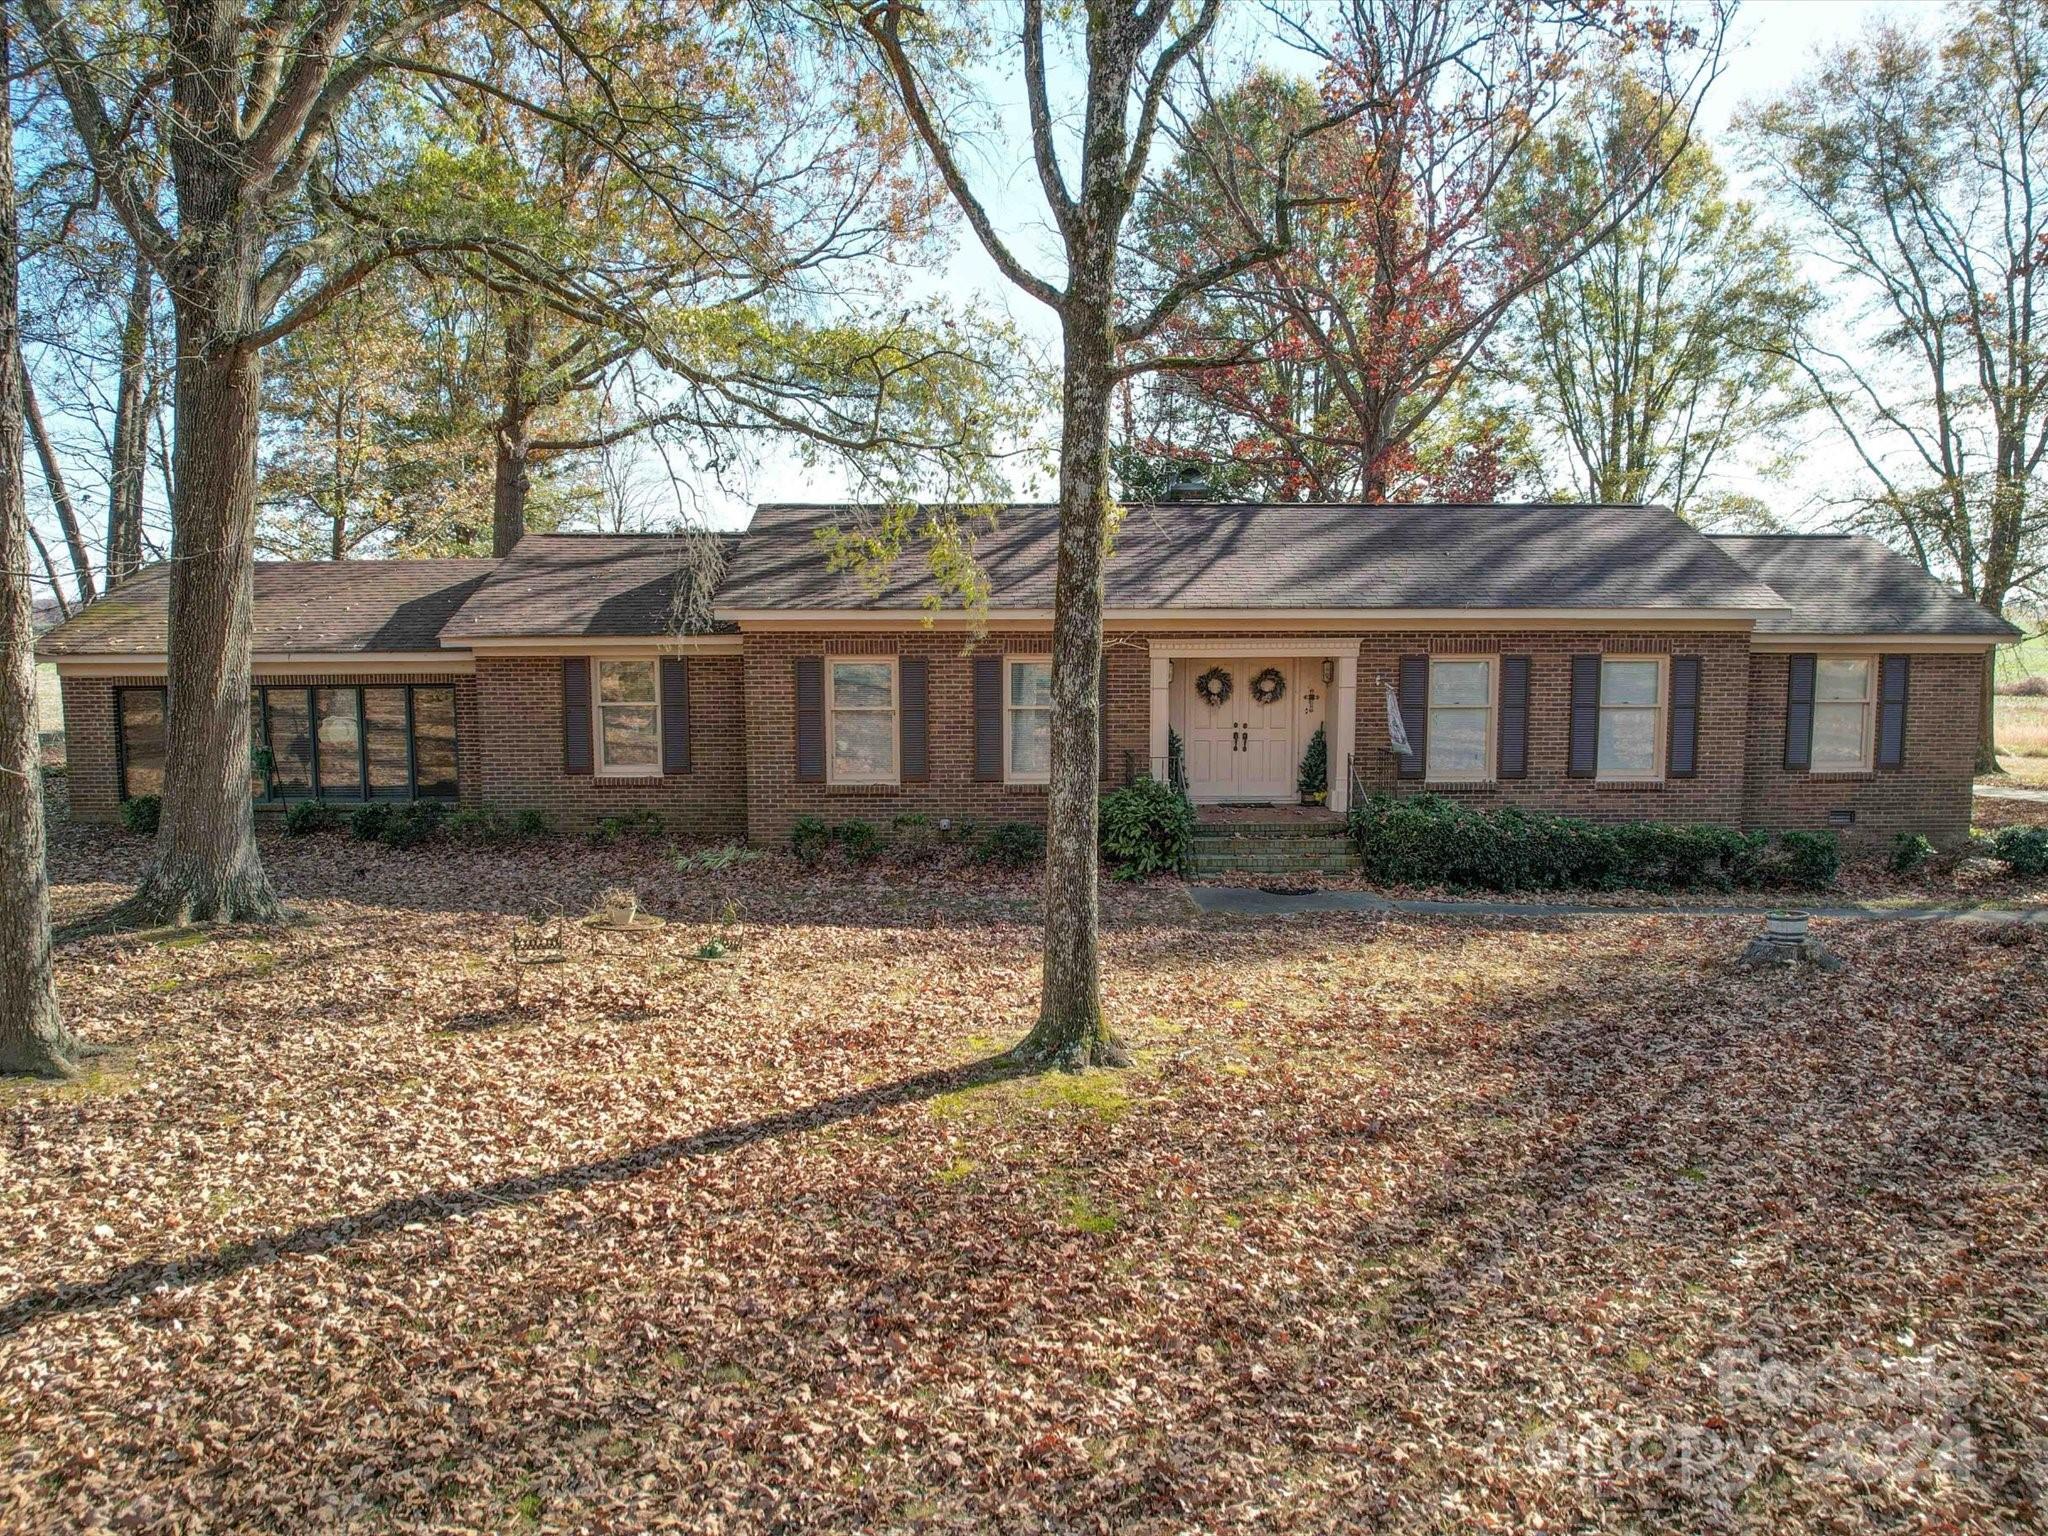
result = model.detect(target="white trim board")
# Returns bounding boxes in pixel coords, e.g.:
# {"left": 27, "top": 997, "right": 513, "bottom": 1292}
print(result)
{"left": 51, "top": 653, "right": 476, "bottom": 678}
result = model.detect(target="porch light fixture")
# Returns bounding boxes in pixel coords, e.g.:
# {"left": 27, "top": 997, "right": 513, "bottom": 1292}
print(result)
{"left": 1322, "top": 659, "right": 1335, "bottom": 685}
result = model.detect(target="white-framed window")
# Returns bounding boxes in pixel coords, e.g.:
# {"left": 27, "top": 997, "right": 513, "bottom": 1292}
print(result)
{"left": 827, "top": 656, "right": 898, "bottom": 784}
{"left": 1005, "top": 656, "right": 1053, "bottom": 783}
{"left": 1812, "top": 656, "right": 1876, "bottom": 772}
{"left": 1426, "top": 656, "right": 1493, "bottom": 782}
{"left": 595, "top": 658, "right": 661, "bottom": 775}
{"left": 1597, "top": 656, "right": 1665, "bottom": 781}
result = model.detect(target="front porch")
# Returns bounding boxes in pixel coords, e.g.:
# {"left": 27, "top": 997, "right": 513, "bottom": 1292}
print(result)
{"left": 1146, "top": 640, "right": 1360, "bottom": 814}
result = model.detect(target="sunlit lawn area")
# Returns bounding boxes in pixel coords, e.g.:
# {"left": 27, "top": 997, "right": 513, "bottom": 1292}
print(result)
{"left": 1, "top": 826, "right": 2041, "bottom": 1531}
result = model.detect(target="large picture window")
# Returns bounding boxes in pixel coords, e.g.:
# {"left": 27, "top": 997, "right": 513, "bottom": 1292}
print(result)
{"left": 828, "top": 658, "right": 897, "bottom": 784}
{"left": 249, "top": 684, "right": 459, "bottom": 801}
{"left": 1811, "top": 657, "right": 1875, "bottom": 772}
{"left": 1006, "top": 658, "right": 1052, "bottom": 783}
{"left": 1426, "top": 658, "right": 1493, "bottom": 782}
{"left": 116, "top": 687, "right": 167, "bottom": 800}
{"left": 594, "top": 659, "right": 660, "bottom": 775}
{"left": 1597, "top": 658, "right": 1665, "bottom": 780}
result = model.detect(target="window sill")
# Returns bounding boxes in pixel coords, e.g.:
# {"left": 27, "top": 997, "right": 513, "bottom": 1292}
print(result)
{"left": 1806, "top": 769, "right": 1877, "bottom": 781}
{"left": 1422, "top": 780, "right": 1496, "bottom": 793}
{"left": 1593, "top": 779, "right": 1666, "bottom": 792}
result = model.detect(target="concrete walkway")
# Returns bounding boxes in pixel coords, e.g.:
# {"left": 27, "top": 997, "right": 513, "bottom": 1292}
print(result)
{"left": 1186, "top": 884, "right": 2048, "bottom": 927}
{"left": 1977, "top": 782, "right": 2048, "bottom": 802}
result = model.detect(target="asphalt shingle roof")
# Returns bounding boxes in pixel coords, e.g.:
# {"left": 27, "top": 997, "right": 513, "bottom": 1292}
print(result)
{"left": 36, "top": 559, "right": 499, "bottom": 657}
{"left": 438, "top": 534, "right": 738, "bottom": 641}
{"left": 716, "top": 502, "right": 1791, "bottom": 614}
{"left": 37, "top": 512, "right": 2017, "bottom": 656}
{"left": 1708, "top": 534, "right": 2020, "bottom": 637}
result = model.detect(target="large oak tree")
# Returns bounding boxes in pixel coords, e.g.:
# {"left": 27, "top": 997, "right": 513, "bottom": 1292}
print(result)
{"left": 1742, "top": 0, "right": 2048, "bottom": 767}
{"left": 848, "top": 0, "right": 1361, "bottom": 1066}
{"left": 1, "top": 6, "right": 74, "bottom": 1077}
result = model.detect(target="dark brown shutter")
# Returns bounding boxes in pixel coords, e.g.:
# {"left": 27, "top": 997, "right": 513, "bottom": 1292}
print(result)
{"left": 1396, "top": 654, "right": 1427, "bottom": 779}
{"left": 1567, "top": 655, "right": 1601, "bottom": 778}
{"left": 659, "top": 656, "right": 690, "bottom": 774}
{"left": 1783, "top": 653, "right": 1816, "bottom": 771}
{"left": 900, "top": 657, "right": 929, "bottom": 782}
{"left": 1497, "top": 656, "right": 1530, "bottom": 780}
{"left": 562, "top": 658, "right": 592, "bottom": 776}
{"left": 973, "top": 655, "right": 1002, "bottom": 781}
{"left": 794, "top": 656, "right": 824, "bottom": 783}
{"left": 1667, "top": 655, "right": 1701, "bottom": 779}
{"left": 1877, "top": 654, "right": 1910, "bottom": 769}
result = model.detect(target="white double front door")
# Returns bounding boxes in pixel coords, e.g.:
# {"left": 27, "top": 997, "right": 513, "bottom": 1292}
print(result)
{"left": 1176, "top": 658, "right": 1318, "bottom": 802}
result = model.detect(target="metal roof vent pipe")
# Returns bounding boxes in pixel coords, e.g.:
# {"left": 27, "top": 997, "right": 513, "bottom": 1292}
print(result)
{"left": 1160, "top": 467, "right": 1213, "bottom": 503}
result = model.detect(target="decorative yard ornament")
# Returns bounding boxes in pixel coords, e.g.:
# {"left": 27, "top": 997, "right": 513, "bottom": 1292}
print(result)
{"left": 584, "top": 886, "right": 665, "bottom": 934}
{"left": 1250, "top": 667, "right": 1286, "bottom": 706}
{"left": 1384, "top": 681, "right": 1413, "bottom": 757}
{"left": 1195, "top": 666, "right": 1234, "bottom": 707}
{"left": 509, "top": 916, "right": 567, "bottom": 966}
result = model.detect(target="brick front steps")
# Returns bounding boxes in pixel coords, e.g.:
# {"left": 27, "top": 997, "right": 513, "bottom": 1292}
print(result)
{"left": 1190, "top": 815, "right": 1357, "bottom": 878}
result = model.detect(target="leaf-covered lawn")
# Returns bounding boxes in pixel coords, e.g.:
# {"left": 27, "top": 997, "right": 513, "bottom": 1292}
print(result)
{"left": 4, "top": 828, "right": 2045, "bottom": 1532}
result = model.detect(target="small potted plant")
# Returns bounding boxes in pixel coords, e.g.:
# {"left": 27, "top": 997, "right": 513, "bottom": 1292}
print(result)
{"left": 1297, "top": 723, "right": 1328, "bottom": 806}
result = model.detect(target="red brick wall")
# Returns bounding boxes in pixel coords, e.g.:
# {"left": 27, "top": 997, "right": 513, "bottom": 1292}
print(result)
{"left": 55, "top": 636, "right": 1990, "bottom": 849}
{"left": 57, "top": 674, "right": 126, "bottom": 823}
{"left": 1349, "top": 630, "right": 1751, "bottom": 825}
{"left": 58, "top": 671, "right": 482, "bottom": 824}
{"left": 743, "top": 630, "right": 1114, "bottom": 845}
{"left": 1741, "top": 651, "right": 1982, "bottom": 845}
{"left": 470, "top": 654, "right": 747, "bottom": 837}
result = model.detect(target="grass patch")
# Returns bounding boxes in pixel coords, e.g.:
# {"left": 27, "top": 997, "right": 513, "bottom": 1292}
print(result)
{"left": 1021, "top": 1070, "right": 1132, "bottom": 1124}
{"left": 1065, "top": 1193, "right": 1119, "bottom": 1235}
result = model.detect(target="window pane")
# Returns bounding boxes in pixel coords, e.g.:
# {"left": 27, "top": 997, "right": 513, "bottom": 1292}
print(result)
{"left": 600, "top": 705, "right": 659, "bottom": 768}
{"left": 1816, "top": 658, "right": 1870, "bottom": 703}
{"left": 1010, "top": 661, "right": 1052, "bottom": 708}
{"left": 598, "top": 659, "right": 656, "bottom": 704}
{"left": 1598, "top": 709, "right": 1658, "bottom": 777}
{"left": 1813, "top": 701, "right": 1867, "bottom": 768}
{"left": 412, "top": 688, "right": 458, "bottom": 798}
{"left": 831, "top": 661, "right": 893, "bottom": 709}
{"left": 364, "top": 689, "right": 411, "bottom": 799}
{"left": 118, "top": 689, "right": 166, "bottom": 799}
{"left": 266, "top": 690, "right": 313, "bottom": 797}
{"left": 1601, "top": 659, "right": 1660, "bottom": 708}
{"left": 1429, "top": 660, "right": 1490, "bottom": 708}
{"left": 832, "top": 709, "right": 896, "bottom": 780}
{"left": 315, "top": 688, "right": 362, "bottom": 798}
{"left": 1428, "top": 708, "right": 1489, "bottom": 777}
{"left": 1010, "top": 707, "right": 1050, "bottom": 777}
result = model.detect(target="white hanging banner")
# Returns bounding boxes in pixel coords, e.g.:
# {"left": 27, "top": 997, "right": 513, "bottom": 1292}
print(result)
{"left": 1384, "top": 681, "right": 1413, "bottom": 757}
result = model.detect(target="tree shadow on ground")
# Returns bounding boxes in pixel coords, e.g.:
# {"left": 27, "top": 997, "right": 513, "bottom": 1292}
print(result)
{"left": 0, "top": 1052, "right": 1045, "bottom": 1340}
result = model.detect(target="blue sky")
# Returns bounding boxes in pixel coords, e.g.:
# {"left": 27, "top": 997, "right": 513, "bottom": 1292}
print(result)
{"left": 22, "top": 0, "right": 1925, "bottom": 584}
{"left": 714, "top": 0, "right": 1920, "bottom": 530}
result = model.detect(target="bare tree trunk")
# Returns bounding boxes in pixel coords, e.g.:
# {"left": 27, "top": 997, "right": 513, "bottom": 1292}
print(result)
{"left": 1013, "top": 294, "right": 1127, "bottom": 1068}
{"left": 107, "top": 257, "right": 151, "bottom": 583}
{"left": 492, "top": 307, "right": 533, "bottom": 556}
{"left": 0, "top": 13, "right": 73, "bottom": 1077}
{"left": 119, "top": 311, "right": 279, "bottom": 926}
{"left": 25, "top": 515, "right": 69, "bottom": 618}
{"left": 19, "top": 359, "right": 95, "bottom": 603}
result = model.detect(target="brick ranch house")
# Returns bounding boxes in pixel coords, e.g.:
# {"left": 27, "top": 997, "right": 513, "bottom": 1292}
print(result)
{"left": 39, "top": 501, "right": 2017, "bottom": 847}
